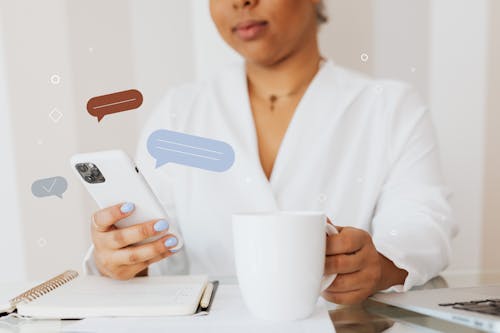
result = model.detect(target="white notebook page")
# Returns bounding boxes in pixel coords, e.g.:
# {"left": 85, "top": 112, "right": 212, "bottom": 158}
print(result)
{"left": 16, "top": 275, "right": 208, "bottom": 319}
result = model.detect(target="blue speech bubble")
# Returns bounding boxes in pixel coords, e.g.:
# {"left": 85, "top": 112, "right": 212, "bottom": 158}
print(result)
{"left": 147, "top": 129, "right": 235, "bottom": 172}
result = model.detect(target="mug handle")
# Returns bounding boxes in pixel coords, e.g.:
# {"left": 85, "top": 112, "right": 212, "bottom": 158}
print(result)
{"left": 320, "top": 223, "right": 338, "bottom": 291}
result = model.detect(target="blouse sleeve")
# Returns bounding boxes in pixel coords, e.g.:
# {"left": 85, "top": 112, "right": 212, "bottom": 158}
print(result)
{"left": 371, "top": 85, "right": 458, "bottom": 292}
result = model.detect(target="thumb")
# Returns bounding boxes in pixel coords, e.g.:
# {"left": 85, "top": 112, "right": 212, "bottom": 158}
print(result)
{"left": 326, "top": 217, "right": 343, "bottom": 232}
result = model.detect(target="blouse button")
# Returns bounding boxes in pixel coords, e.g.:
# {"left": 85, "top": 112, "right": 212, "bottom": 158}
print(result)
{"left": 356, "top": 177, "right": 364, "bottom": 183}
{"left": 318, "top": 193, "right": 328, "bottom": 203}
{"left": 389, "top": 229, "right": 398, "bottom": 237}
{"left": 244, "top": 176, "right": 252, "bottom": 184}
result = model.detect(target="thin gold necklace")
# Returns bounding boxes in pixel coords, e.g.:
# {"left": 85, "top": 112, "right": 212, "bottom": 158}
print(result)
{"left": 263, "top": 57, "right": 326, "bottom": 112}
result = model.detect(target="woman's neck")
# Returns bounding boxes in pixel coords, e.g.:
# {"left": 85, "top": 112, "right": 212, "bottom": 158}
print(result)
{"left": 246, "top": 36, "right": 322, "bottom": 98}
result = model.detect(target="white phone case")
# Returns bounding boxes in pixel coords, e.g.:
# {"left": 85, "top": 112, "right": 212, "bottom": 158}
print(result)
{"left": 70, "top": 150, "right": 183, "bottom": 250}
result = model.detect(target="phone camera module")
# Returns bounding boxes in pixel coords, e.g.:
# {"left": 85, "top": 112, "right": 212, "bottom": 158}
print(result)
{"left": 76, "top": 163, "right": 105, "bottom": 184}
{"left": 77, "top": 164, "right": 88, "bottom": 173}
{"left": 90, "top": 168, "right": 100, "bottom": 177}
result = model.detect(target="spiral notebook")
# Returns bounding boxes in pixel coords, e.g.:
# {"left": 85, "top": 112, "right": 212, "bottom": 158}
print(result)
{"left": 0, "top": 271, "right": 211, "bottom": 319}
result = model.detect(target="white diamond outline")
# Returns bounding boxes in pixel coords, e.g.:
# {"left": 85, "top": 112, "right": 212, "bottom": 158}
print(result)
{"left": 49, "top": 108, "right": 63, "bottom": 123}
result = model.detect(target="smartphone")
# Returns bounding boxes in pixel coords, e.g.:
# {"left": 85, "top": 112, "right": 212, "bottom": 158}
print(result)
{"left": 70, "top": 149, "right": 183, "bottom": 249}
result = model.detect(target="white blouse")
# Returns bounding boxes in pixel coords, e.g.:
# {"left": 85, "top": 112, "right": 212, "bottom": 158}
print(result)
{"left": 84, "top": 60, "right": 457, "bottom": 291}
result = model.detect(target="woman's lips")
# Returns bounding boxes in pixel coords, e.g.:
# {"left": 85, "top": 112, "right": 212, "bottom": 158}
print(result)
{"left": 232, "top": 20, "right": 268, "bottom": 41}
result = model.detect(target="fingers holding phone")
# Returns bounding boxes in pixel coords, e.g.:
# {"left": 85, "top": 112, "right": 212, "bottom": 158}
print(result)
{"left": 71, "top": 150, "right": 184, "bottom": 279}
{"left": 91, "top": 202, "right": 178, "bottom": 280}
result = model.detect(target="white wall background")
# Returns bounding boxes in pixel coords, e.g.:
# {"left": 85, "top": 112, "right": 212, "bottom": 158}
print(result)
{"left": 0, "top": 0, "right": 498, "bottom": 281}
{"left": 430, "top": 0, "right": 489, "bottom": 273}
{"left": 0, "top": 8, "right": 25, "bottom": 281}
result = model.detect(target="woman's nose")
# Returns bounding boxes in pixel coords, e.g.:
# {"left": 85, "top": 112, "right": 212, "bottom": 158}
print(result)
{"left": 232, "top": 0, "right": 258, "bottom": 10}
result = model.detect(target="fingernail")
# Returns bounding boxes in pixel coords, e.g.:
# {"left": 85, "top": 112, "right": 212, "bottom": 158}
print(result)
{"left": 164, "top": 237, "right": 178, "bottom": 248}
{"left": 170, "top": 248, "right": 179, "bottom": 253}
{"left": 120, "top": 202, "right": 135, "bottom": 214}
{"left": 154, "top": 220, "right": 169, "bottom": 232}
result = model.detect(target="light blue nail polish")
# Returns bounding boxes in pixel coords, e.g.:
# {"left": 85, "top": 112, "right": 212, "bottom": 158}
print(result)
{"left": 170, "top": 248, "right": 179, "bottom": 253}
{"left": 164, "top": 237, "right": 178, "bottom": 248}
{"left": 120, "top": 202, "right": 134, "bottom": 214}
{"left": 154, "top": 220, "right": 169, "bottom": 232}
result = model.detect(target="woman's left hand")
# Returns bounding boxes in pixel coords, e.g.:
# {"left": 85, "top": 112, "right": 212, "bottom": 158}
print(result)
{"left": 322, "top": 226, "right": 390, "bottom": 305}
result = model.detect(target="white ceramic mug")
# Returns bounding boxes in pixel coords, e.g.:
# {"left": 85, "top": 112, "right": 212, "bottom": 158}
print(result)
{"left": 232, "top": 211, "right": 337, "bottom": 321}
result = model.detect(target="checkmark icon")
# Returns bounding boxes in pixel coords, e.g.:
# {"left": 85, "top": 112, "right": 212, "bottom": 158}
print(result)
{"left": 42, "top": 179, "right": 57, "bottom": 193}
{"left": 32, "top": 176, "right": 68, "bottom": 199}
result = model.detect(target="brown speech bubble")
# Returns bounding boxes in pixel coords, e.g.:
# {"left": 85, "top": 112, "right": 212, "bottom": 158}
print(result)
{"left": 87, "top": 89, "right": 143, "bottom": 122}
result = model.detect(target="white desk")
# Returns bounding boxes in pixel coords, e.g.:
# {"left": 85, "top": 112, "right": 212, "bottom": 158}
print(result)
{"left": 1, "top": 273, "right": 499, "bottom": 333}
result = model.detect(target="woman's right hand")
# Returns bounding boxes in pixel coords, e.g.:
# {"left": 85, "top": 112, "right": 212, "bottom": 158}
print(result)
{"left": 91, "top": 202, "right": 178, "bottom": 280}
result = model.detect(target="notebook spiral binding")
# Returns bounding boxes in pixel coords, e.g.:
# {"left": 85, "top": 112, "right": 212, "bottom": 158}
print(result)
{"left": 9, "top": 270, "right": 79, "bottom": 310}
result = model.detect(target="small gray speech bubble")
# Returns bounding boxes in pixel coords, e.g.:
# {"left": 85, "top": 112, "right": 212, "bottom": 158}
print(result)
{"left": 31, "top": 176, "right": 68, "bottom": 199}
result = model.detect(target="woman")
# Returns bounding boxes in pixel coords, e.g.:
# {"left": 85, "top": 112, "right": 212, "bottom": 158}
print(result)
{"left": 84, "top": 0, "right": 457, "bottom": 305}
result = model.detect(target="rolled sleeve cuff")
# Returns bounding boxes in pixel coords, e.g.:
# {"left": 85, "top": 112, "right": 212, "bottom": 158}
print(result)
{"left": 373, "top": 240, "right": 424, "bottom": 292}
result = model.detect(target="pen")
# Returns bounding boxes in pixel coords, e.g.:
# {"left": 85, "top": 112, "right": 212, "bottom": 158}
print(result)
{"left": 200, "top": 282, "right": 214, "bottom": 308}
